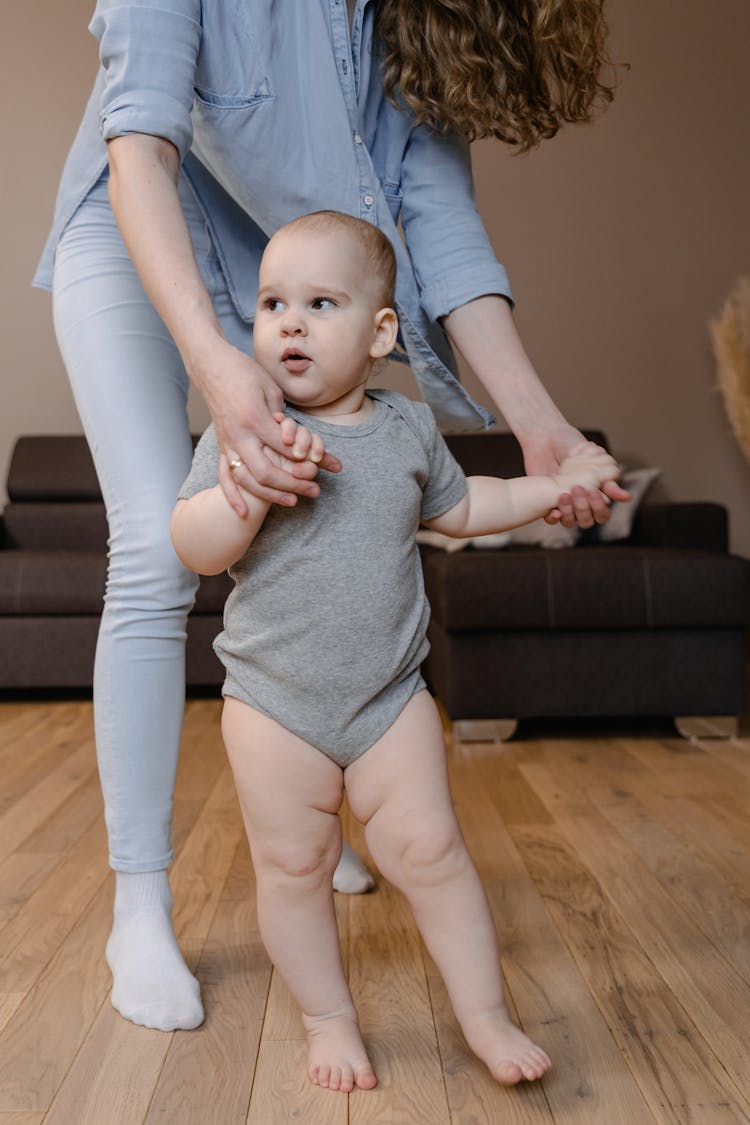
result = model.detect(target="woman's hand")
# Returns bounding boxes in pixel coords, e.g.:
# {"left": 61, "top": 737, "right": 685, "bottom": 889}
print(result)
{"left": 521, "top": 425, "right": 630, "bottom": 528}
{"left": 195, "top": 339, "right": 341, "bottom": 516}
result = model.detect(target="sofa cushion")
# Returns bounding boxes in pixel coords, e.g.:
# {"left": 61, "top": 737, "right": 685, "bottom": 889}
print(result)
{"left": 3, "top": 503, "right": 108, "bottom": 551}
{"left": 8, "top": 436, "right": 101, "bottom": 501}
{"left": 0, "top": 551, "right": 107, "bottom": 614}
{"left": 422, "top": 545, "right": 750, "bottom": 631}
{"left": 0, "top": 549, "right": 232, "bottom": 616}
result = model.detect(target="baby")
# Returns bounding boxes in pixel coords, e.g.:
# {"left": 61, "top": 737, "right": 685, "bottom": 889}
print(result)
{"left": 170, "top": 211, "right": 620, "bottom": 1093}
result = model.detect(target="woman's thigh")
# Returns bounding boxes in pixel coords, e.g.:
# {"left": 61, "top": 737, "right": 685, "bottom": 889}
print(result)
{"left": 52, "top": 175, "right": 252, "bottom": 590}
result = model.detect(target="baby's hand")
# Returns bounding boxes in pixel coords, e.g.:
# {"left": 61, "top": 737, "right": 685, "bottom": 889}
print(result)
{"left": 273, "top": 412, "right": 326, "bottom": 465}
{"left": 553, "top": 442, "right": 622, "bottom": 495}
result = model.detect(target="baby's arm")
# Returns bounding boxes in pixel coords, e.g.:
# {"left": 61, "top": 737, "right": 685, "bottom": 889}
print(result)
{"left": 425, "top": 442, "right": 623, "bottom": 539}
{"left": 170, "top": 484, "right": 270, "bottom": 575}
{"left": 171, "top": 417, "right": 322, "bottom": 574}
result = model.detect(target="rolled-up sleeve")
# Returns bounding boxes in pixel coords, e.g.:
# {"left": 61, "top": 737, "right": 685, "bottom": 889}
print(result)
{"left": 399, "top": 124, "right": 514, "bottom": 321}
{"left": 89, "top": 0, "right": 202, "bottom": 162}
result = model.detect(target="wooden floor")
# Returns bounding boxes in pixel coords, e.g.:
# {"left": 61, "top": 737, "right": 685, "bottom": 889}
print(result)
{"left": 0, "top": 699, "right": 749, "bottom": 1124}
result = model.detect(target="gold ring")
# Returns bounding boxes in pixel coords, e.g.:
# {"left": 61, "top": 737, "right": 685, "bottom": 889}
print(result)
{"left": 228, "top": 458, "right": 243, "bottom": 473}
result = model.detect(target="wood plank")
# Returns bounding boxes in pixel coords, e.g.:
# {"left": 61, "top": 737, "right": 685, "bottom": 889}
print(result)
{"left": 347, "top": 817, "right": 452, "bottom": 1125}
{"left": 169, "top": 763, "right": 247, "bottom": 971}
{"left": 0, "top": 759, "right": 239, "bottom": 1114}
{"left": 509, "top": 812, "right": 749, "bottom": 1124}
{"left": 623, "top": 737, "right": 750, "bottom": 829}
{"left": 42, "top": 1008, "right": 168, "bottom": 1125}
{"left": 0, "top": 773, "right": 103, "bottom": 933}
{"left": 0, "top": 816, "right": 109, "bottom": 1005}
{"left": 457, "top": 747, "right": 653, "bottom": 1125}
{"left": 247, "top": 1041, "right": 348, "bottom": 1125}
{"left": 426, "top": 971, "right": 554, "bottom": 1125}
{"left": 0, "top": 702, "right": 82, "bottom": 764}
{"left": 698, "top": 734, "right": 750, "bottom": 780}
{"left": 144, "top": 843, "right": 271, "bottom": 1125}
{"left": 0, "top": 739, "right": 97, "bottom": 858}
{"left": 0, "top": 881, "right": 113, "bottom": 1112}
{"left": 548, "top": 739, "right": 750, "bottom": 986}
{"left": 0, "top": 1114, "right": 44, "bottom": 1124}
{"left": 520, "top": 753, "right": 750, "bottom": 1107}
{"left": 586, "top": 741, "right": 750, "bottom": 910}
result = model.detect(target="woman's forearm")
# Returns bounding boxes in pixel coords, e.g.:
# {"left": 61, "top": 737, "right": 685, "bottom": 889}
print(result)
{"left": 441, "top": 296, "right": 569, "bottom": 440}
{"left": 106, "top": 134, "right": 225, "bottom": 390}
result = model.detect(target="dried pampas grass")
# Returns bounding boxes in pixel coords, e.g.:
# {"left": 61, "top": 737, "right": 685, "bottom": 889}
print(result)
{"left": 710, "top": 277, "right": 750, "bottom": 467}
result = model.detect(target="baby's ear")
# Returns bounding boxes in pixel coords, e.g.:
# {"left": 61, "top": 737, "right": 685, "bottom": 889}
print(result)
{"left": 370, "top": 307, "right": 398, "bottom": 359}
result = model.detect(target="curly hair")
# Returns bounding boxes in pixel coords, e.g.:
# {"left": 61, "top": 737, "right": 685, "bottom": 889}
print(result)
{"left": 376, "top": 0, "right": 620, "bottom": 151}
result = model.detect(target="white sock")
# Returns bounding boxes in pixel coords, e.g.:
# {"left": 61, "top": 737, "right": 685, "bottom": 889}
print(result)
{"left": 106, "top": 870, "right": 204, "bottom": 1032}
{"left": 332, "top": 841, "right": 376, "bottom": 894}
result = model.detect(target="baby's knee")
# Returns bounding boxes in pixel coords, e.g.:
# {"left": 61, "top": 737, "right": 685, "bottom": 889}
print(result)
{"left": 390, "top": 821, "right": 467, "bottom": 887}
{"left": 257, "top": 831, "right": 342, "bottom": 888}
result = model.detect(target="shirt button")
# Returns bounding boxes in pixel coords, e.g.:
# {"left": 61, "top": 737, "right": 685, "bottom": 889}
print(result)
{"left": 353, "top": 131, "right": 362, "bottom": 144}
{"left": 363, "top": 194, "right": 374, "bottom": 207}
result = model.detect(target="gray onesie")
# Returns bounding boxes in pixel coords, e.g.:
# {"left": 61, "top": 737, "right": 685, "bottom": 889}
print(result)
{"left": 178, "top": 389, "right": 467, "bottom": 767}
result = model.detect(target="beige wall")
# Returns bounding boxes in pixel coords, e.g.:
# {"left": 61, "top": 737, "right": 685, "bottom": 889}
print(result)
{"left": 4, "top": 2, "right": 750, "bottom": 551}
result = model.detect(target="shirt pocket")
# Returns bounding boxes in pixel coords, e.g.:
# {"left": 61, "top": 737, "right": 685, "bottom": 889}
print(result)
{"left": 193, "top": 79, "right": 273, "bottom": 111}
{"left": 193, "top": 1, "right": 273, "bottom": 108}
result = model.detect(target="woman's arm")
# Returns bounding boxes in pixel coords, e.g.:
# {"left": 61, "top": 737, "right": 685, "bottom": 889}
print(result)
{"left": 441, "top": 296, "right": 630, "bottom": 526}
{"left": 106, "top": 134, "right": 340, "bottom": 513}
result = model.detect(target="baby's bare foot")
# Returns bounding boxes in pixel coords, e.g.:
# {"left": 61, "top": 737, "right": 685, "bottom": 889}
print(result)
{"left": 464, "top": 1008, "right": 551, "bottom": 1085}
{"left": 302, "top": 1010, "right": 377, "bottom": 1093}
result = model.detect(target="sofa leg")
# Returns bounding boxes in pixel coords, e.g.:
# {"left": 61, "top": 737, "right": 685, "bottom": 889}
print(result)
{"left": 674, "top": 716, "right": 739, "bottom": 739}
{"left": 452, "top": 719, "right": 518, "bottom": 744}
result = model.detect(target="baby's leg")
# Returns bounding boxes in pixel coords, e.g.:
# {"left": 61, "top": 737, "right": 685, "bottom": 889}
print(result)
{"left": 345, "top": 691, "right": 551, "bottom": 1085}
{"left": 222, "top": 697, "right": 376, "bottom": 1093}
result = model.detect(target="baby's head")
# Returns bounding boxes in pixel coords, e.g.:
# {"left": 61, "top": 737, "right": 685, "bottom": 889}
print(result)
{"left": 253, "top": 211, "right": 398, "bottom": 418}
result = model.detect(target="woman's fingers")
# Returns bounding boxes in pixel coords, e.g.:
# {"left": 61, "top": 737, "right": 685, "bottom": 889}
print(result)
{"left": 222, "top": 436, "right": 320, "bottom": 509}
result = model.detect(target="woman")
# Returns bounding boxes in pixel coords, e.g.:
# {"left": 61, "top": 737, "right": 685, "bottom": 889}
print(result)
{"left": 34, "top": 0, "right": 624, "bottom": 1032}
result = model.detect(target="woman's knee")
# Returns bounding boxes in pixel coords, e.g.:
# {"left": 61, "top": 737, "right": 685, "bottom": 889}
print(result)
{"left": 105, "top": 520, "right": 198, "bottom": 614}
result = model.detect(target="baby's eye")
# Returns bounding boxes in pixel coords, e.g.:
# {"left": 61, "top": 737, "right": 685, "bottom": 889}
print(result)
{"left": 264, "top": 297, "right": 286, "bottom": 312}
{"left": 311, "top": 297, "right": 337, "bottom": 310}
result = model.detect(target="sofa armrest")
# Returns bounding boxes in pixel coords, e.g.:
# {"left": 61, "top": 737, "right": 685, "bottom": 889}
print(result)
{"left": 630, "top": 502, "right": 728, "bottom": 551}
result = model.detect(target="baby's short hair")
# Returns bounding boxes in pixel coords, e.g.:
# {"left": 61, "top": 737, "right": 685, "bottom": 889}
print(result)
{"left": 281, "top": 210, "right": 397, "bottom": 307}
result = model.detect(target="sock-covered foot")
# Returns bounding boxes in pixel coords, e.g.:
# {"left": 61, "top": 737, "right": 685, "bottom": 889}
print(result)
{"left": 303, "top": 1009, "right": 377, "bottom": 1093}
{"left": 464, "top": 1007, "right": 551, "bottom": 1084}
{"left": 332, "top": 842, "right": 375, "bottom": 895}
{"left": 106, "top": 870, "right": 204, "bottom": 1032}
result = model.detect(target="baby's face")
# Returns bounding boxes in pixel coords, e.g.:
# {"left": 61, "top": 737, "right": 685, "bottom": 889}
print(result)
{"left": 253, "top": 227, "right": 391, "bottom": 417}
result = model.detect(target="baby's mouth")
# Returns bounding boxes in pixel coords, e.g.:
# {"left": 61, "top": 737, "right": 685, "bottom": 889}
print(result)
{"left": 281, "top": 347, "right": 311, "bottom": 372}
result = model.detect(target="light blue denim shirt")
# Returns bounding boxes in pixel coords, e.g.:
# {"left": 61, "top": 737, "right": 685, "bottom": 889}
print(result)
{"left": 35, "top": 0, "right": 513, "bottom": 431}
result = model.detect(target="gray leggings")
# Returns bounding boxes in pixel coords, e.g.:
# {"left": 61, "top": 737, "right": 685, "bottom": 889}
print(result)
{"left": 52, "top": 174, "right": 252, "bottom": 871}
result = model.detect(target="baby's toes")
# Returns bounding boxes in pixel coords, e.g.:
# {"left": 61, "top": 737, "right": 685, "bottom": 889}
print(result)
{"left": 492, "top": 1059, "right": 524, "bottom": 1085}
{"left": 521, "top": 1048, "right": 551, "bottom": 1081}
{"left": 354, "top": 1063, "right": 377, "bottom": 1090}
{"left": 328, "top": 1065, "right": 342, "bottom": 1091}
{"left": 339, "top": 1065, "right": 355, "bottom": 1093}
{"left": 316, "top": 1062, "right": 332, "bottom": 1088}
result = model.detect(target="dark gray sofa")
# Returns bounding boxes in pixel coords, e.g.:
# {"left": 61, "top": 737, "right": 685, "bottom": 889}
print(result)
{"left": 1, "top": 433, "right": 749, "bottom": 737}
